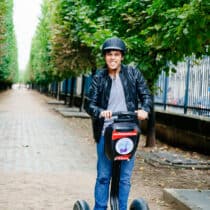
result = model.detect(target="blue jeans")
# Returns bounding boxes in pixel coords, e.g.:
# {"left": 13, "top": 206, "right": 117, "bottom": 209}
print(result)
{"left": 94, "top": 136, "right": 135, "bottom": 210}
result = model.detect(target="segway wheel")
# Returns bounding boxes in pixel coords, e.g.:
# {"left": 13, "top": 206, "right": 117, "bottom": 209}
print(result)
{"left": 129, "top": 198, "right": 149, "bottom": 210}
{"left": 73, "top": 200, "right": 90, "bottom": 210}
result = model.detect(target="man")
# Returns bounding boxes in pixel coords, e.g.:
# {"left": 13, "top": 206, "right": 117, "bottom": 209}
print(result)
{"left": 86, "top": 37, "right": 152, "bottom": 210}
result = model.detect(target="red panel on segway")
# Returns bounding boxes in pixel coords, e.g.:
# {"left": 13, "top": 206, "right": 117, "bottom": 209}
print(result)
{"left": 114, "top": 154, "right": 131, "bottom": 161}
{"left": 112, "top": 129, "right": 138, "bottom": 140}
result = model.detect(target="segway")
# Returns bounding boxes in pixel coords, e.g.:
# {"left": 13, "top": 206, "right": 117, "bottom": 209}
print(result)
{"left": 73, "top": 111, "right": 149, "bottom": 210}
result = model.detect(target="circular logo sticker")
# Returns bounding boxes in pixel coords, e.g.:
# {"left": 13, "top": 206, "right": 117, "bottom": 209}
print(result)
{"left": 115, "top": 138, "right": 134, "bottom": 155}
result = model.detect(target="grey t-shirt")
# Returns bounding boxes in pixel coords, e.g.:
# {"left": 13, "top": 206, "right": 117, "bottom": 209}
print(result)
{"left": 102, "top": 74, "right": 127, "bottom": 135}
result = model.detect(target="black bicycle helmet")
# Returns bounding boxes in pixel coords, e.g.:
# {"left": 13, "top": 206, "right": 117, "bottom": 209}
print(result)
{"left": 102, "top": 37, "right": 126, "bottom": 55}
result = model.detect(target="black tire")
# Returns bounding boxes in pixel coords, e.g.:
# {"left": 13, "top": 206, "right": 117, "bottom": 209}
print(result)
{"left": 73, "top": 200, "right": 90, "bottom": 210}
{"left": 129, "top": 198, "right": 149, "bottom": 210}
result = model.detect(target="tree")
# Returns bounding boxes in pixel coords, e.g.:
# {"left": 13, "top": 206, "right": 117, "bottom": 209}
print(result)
{"left": 25, "top": 0, "right": 54, "bottom": 85}
{"left": 49, "top": 0, "right": 97, "bottom": 78}
{"left": 87, "top": 0, "right": 209, "bottom": 146}
{"left": 0, "top": 0, "right": 18, "bottom": 87}
{"left": 122, "top": 0, "right": 209, "bottom": 145}
{"left": 27, "top": 0, "right": 209, "bottom": 146}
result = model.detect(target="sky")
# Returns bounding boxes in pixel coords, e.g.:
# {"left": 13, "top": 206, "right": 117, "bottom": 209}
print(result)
{"left": 13, "top": 0, "right": 42, "bottom": 71}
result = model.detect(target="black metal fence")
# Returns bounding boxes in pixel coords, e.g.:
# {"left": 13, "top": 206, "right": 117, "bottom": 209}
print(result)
{"left": 44, "top": 56, "right": 210, "bottom": 118}
{"left": 155, "top": 56, "right": 210, "bottom": 117}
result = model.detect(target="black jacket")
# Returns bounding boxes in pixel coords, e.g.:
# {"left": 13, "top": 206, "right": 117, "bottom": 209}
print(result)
{"left": 85, "top": 64, "right": 152, "bottom": 142}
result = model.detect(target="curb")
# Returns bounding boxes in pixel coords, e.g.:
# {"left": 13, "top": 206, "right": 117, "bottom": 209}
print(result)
{"left": 163, "top": 188, "right": 210, "bottom": 210}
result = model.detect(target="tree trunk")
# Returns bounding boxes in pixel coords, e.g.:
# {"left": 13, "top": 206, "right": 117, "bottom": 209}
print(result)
{"left": 56, "top": 82, "right": 60, "bottom": 101}
{"left": 64, "top": 79, "right": 68, "bottom": 105}
{"left": 69, "top": 77, "right": 76, "bottom": 107}
{"left": 145, "top": 94, "right": 156, "bottom": 147}
{"left": 80, "top": 75, "right": 86, "bottom": 112}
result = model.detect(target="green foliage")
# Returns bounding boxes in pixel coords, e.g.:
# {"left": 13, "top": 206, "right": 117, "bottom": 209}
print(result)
{"left": 100, "top": 0, "right": 209, "bottom": 90}
{"left": 49, "top": 0, "right": 96, "bottom": 77}
{"left": 0, "top": 0, "right": 18, "bottom": 84}
{"left": 25, "top": 0, "right": 54, "bottom": 85}
{"left": 27, "top": 0, "right": 209, "bottom": 90}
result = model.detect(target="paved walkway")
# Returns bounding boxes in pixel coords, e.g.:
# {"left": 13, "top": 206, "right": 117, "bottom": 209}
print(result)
{"left": 0, "top": 88, "right": 96, "bottom": 209}
{"left": 1, "top": 88, "right": 209, "bottom": 210}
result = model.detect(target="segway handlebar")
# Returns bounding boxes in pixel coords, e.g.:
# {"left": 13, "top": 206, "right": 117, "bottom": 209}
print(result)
{"left": 112, "top": 111, "right": 137, "bottom": 117}
{"left": 112, "top": 111, "right": 149, "bottom": 120}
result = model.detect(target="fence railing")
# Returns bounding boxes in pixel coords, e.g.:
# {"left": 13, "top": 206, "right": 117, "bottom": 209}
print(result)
{"left": 38, "top": 56, "right": 210, "bottom": 118}
{"left": 154, "top": 56, "right": 210, "bottom": 117}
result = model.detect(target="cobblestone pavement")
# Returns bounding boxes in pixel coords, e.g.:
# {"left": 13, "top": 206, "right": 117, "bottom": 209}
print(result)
{"left": 0, "top": 89, "right": 96, "bottom": 209}
{"left": 1, "top": 89, "right": 209, "bottom": 210}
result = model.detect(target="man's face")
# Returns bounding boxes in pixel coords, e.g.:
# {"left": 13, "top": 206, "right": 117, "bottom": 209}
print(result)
{"left": 104, "top": 50, "right": 124, "bottom": 71}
